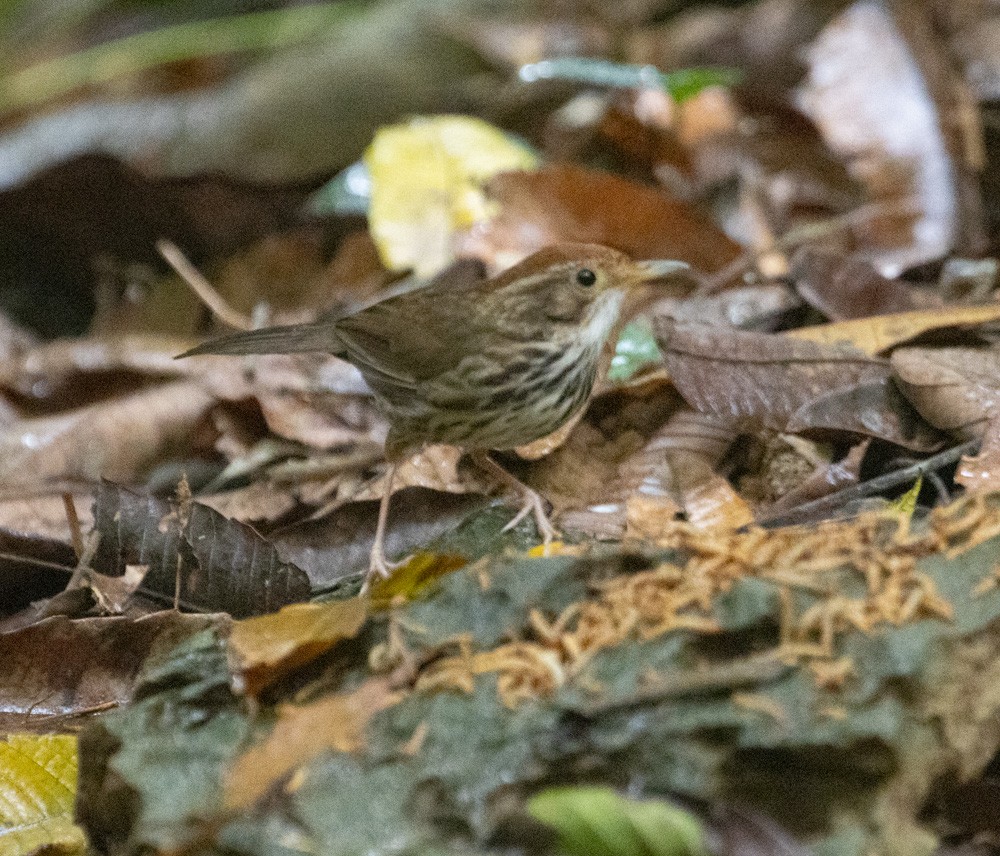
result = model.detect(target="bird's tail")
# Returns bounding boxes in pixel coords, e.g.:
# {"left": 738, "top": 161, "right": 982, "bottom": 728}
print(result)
{"left": 177, "top": 322, "right": 337, "bottom": 359}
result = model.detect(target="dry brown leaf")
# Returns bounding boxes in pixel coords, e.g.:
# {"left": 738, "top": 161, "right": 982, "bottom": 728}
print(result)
{"left": 657, "top": 320, "right": 941, "bottom": 450}
{"left": 561, "top": 409, "right": 737, "bottom": 540}
{"left": 256, "top": 388, "right": 385, "bottom": 450}
{"left": 0, "top": 335, "right": 199, "bottom": 398}
{"left": 200, "top": 352, "right": 370, "bottom": 402}
{"left": 223, "top": 678, "right": 398, "bottom": 810}
{"left": 514, "top": 412, "right": 585, "bottom": 461}
{"left": 0, "top": 380, "right": 214, "bottom": 489}
{"left": 0, "top": 494, "right": 92, "bottom": 544}
{"left": 352, "top": 445, "right": 488, "bottom": 502}
{"left": 789, "top": 301, "right": 1000, "bottom": 355}
{"left": 80, "top": 564, "right": 148, "bottom": 615}
{"left": 652, "top": 284, "right": 801, "bottom": 330}
{"left": 796, "top": 1, "right": 961, "bottom": 274}
{"left": 92, "top": 481, "right": 311, "bottom": 617}
{"left": 792, "top": 247, "right": 926, "bottom": 321}
{"left": 460, "top": 164, "right": 741, "bottom": 273}
{"left": 197, "top": 481, "right": 298, "bottom": 524}
{"left": 0, "top": 611, "right": 221, "bottom": 732}
{"left": 890, "top": 346, "right": 1000, "bottom": 435}
{"left": 668, "top": 449, "right": 753, "bottom": 530}
{"left": 227, "top": 597, "right": 368, "bottom": 697}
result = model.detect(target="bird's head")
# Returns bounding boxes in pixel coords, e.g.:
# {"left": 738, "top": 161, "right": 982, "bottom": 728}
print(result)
{"left": 486, "top": 242, "right": 689, "bottom": 339}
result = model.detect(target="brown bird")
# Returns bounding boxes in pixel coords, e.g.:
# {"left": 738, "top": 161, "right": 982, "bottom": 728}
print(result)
{"left": 180, "top": 243, "right": 687, "bottom": 590}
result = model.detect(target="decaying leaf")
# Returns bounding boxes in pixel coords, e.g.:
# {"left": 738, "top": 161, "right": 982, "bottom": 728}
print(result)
{"left": 656, "top": 320, "right": 942, "bottom": 450}
{"left": 792, "top": 246, "right": 925, "bottom": 321}
{"left": 223, "top": 678, "right": 398, "bottom": 810}
{"left": 796, "top": 1, "right": 962, "bottom": 273}
{"left": 0, "top": 380, "right": 214, "bottom": 488}
{"left": 351, "top": 445, "right": 488, "bottom": 501}
{"left": 0, "top": 734, "right": 84, "bottom": 856}
{"left": 891, "top": 346, "right": 1000, "bottom": 437}
{"left": 91, "top": 482, "right": 311, "bottom": 616}
{"left": 227, "top": 597, "right": 368, "bottom": 697}
{"left": 0, "top": 611, "right": 219, "bottom": 732}
{"left": 789, "top": 300, "right": 1000, "bottom": 355}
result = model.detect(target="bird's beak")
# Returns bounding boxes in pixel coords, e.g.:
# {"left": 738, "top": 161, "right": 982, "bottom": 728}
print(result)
{"left": 634, "top": 259, "right": 690, "bottom": 282}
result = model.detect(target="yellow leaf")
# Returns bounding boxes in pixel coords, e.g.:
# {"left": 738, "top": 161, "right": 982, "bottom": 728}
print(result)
{"left": 789, "top": 303, "right": 1000, "bottom": 355}
{"left": 228, "top": 598, "right": 368, "bottom": 697}
{"left": 888, "top": 476, "right": 922, "bottom": 521}
{"left": 526, "top": 542, "right": 580, "bottom": 558}
{"left": 0, "top": 734, "right": 85, "bottom": 856}
{"left": 365, "top": 115, "right": 539, "bottom": 277}
{"left": 368, "top": 552, "right": 467, "bottom": 609}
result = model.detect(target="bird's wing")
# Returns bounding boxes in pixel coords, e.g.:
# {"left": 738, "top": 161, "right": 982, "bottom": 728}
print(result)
{"left": 333, "top": 258, "right": 493, "bottom": 388}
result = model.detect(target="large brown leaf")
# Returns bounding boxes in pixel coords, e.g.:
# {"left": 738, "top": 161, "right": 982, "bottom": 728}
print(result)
{"left": 0, "top": 611, "right": 220, "bottom": 732}
{"left": 462, "top": 164, "right": 741, "bottom": 273}
{"left": 91, "top": 482, "right": 311, "bottom": 616}
{"left": 656, "top": 320, "right": 942, "bottom": 450}
{"left": 796, "top": 1, "right": 980, "bottom": 273}
{"left": 890, "top": 346, "right": 1000, "bottom": 436}
{"left": 0, "top": 380, "right": 214, "bottom": 489}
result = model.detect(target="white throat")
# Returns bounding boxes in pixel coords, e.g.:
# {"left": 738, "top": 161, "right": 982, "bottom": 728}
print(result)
{"left": 581, "top": 289, "right": 627, "bottom": 349}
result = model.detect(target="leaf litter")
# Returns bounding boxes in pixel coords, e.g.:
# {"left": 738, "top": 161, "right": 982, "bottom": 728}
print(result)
{"left": 8, "top": 1, "right": 1000, "bottom": 854}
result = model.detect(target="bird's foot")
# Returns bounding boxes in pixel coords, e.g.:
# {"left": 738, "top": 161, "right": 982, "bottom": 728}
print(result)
{"left": 502, "top": 484, "right": 559, "bottom": 545}
{"left": 360, "top": 547, "right": 405, "bottom": 596}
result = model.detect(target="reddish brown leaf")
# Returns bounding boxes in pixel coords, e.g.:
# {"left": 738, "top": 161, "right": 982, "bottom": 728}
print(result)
{"left": 462, "top": 164, "right": 741, "bottom": 273}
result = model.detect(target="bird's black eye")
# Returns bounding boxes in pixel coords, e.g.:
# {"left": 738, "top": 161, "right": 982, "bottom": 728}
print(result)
{"left": 576, "top": 268, "right": 597, "bottom": 287}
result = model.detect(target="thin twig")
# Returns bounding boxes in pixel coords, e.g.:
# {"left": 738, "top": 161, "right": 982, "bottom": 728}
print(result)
{"left": 61, "top": 493, "right": 84, "bottom": 560}
{"left": 755, "top": 440, "right": 978, "bottom": 529}
{"left": 156, "top": 238, "right": 253, "bottom": 331}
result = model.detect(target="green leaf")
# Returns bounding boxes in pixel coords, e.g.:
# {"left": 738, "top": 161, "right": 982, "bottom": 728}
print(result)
{"left": 306, "top": 161, "right": 371, "bottom": 216}
{"left": 609, "top": 320, "right": 662, "bottom": 382}
{"left": 888, "top": 476, "right": 923, "bottom": 520}
{"left": 528, "top": 786, "right": 707, "bottom": 856}
{"left": 0, "top": 734, "right": 86, "bottom": 856}
{"left": 518, "top": 58, "right": 742, "bottom": 102}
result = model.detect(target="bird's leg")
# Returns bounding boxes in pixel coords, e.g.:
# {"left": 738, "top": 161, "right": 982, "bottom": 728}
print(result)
{"left": 362, "top": 463, "right": 404, "bottom": 594}
{"left": 471, "top": 450, "right": 558, "bottom": 544}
